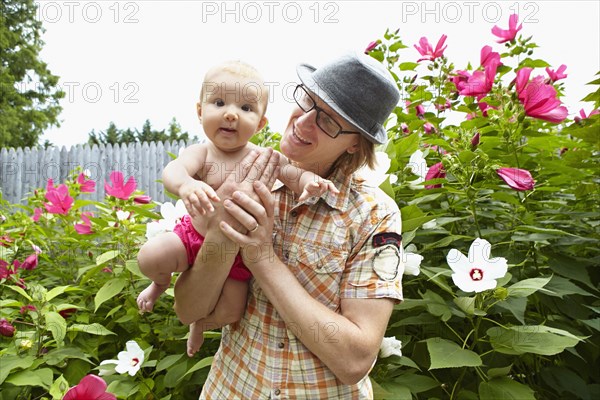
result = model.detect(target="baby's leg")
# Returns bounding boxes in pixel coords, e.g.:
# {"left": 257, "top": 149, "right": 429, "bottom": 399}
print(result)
{"left": 187, "top": 278, "right": 249, "bottom": 357}
{"left": 137, "top": 232, "right": 189, "bottom": 313}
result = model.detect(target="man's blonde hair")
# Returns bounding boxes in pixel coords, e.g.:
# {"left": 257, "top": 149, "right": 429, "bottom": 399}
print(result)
{"left": 331, "top": 135, "right": 376, "bottom": 175}
{"left": 199, "top": 60, "right": 269, "bottom": 115}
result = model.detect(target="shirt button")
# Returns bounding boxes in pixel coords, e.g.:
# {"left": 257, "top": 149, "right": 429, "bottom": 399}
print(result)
{"left": 278, "top": 342, "right": 284, "bottom": 349}
{"left": 284, "top": 251, "right": 289, "bottom": 260}
{"left": 274, "top": 389, "right": 281, "bottom": 396}
{"left": 290, "top": 210, "right": 298, "bottom": 218}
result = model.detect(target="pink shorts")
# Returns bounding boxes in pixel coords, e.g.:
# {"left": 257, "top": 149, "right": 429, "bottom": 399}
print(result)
{"left": 173, "top": 215, "right": 252, "bottom": 281}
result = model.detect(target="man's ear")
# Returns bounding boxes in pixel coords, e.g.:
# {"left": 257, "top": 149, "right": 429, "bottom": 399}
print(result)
{"left": 196, "top": 102, "right": 202, "bottom": 122}
{"left": 257, "top": 116, "right": 268, "bottom": 132}
{"left": 346, "top": 141, "right": 360, "bottom": 154}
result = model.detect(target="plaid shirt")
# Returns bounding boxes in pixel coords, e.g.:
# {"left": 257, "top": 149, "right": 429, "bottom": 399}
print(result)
{"left": 200, "top": 169, "right": 403, "bottom": 399}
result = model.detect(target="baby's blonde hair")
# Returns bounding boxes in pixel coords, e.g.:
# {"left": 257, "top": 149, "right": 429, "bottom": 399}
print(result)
{"left": 200, "top": 60, "right": 269, "bottom": 114}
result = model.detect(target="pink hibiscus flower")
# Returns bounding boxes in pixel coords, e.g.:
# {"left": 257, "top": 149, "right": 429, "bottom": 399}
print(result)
{"left": 44, "top": 184, "right": 74, "bottom": 215}
{"left": 414, "top": 34, "right": 448, "bottom": 62}
{"left": 75, "top": 212, "right": 94, "bottom": 235}
{"left": 104, "top": 171, "right": 136, "bottom": 200}
{"left": 77, "top": 173, "right": 96, "bottom": 193}
{"left": 425, "top": 162, "right": 446, "bottom": 189}
{"left": 64, "top": 374, "right": 116, "bottom": 400}
{"left": 515, "top": 68, "right": 568, "bottom": 123}
{"left": 545, "top": 64, "right": 567, "bottom": 82}
{"left": 492, "top": 13, "right": 522, "bottom": 43}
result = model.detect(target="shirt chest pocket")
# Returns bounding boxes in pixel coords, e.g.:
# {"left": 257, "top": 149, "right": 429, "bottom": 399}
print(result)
{"left": 291, "top": 244, "right": 348, "bottom": 311}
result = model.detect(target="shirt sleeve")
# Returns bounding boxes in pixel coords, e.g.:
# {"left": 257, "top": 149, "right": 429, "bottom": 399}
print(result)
{"left": 339, "top": 197, "right": 403, "bottom": 303}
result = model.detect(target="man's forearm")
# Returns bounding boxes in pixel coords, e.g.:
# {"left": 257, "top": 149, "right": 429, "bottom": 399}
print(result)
{"left": 174, "top": 229, "right": 238, "bottom": 324}
{"left": 249, "top": 256, "right": 393, "bottom": 384}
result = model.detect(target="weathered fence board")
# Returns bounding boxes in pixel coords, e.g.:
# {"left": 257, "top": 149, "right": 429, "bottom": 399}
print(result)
{"left": 0, "top": 141, "right": 189, "bottom": 205}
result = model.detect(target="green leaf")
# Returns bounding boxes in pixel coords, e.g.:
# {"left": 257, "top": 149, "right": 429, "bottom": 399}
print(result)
{"left": 156, "top": 354, "right": 185, "bottom": 372}
{"left": 420, "top": 266, "right": 454, "bottom": 295}
{"left": 520, "top": 58, "right": 550, "bottom": 68}
{"left": 507, "top": 276, "right": 552, "bottom": 298}
{"left": 5, "top": 368, "right": 53, "bottom": 389}
{"left": 403, "top": 215, "right": 436, "bottom": 232}
{"left": 106, "top": 378, "right": 138, "bottom": 398}
{"left": 0, "top": 355, "right": 34, "bottom": 385}
{"left": 164, "top": 361, "right": 189, "bottom": 388}
{"left": 68, "top": 323, "right": 116, "bottom": 336}
{"left": 395, "top": 133, "right": 421, "bottom": 158}
{"left": 542, "top": 275, "right": 596, "bottom": 298}
{"left": 46, "top": 285, "right": 79, "bottom": 301}
{"left": 4, "top": 285, "right": 33, "bottom": 301}
{"left": 180, "top": 356, "right": 214, "bottom": 381}
{"left": 400, "top": 204, "right": 424, "bottom": 220}
{"left": 94, "top": 278, "right": 127, "bottom": 312}
{"left": 392, "top": 372, "right": 439, "bottom": 394}
{"left": 495, "top": 297, "right": 527, "bottom": 325}
{"left": 514, "top": 225, "right": 574, "bottom": 237}
{"left": 45, "top": 311, "right": 67, "bottom": 346}
{"left": 487, "top": 365, "right": 513, "bottom": 378}
{"left": 422, "top": 290, "right": 452, "bottom": 321}
{"left": 479, "top": 377, "right": 536, "bottom": 399}
{"left": 127, "top": 205, "right": 161, "bottom": 220}
{"left": 49, "top": 374, "right": 70, "bottom": 400}
{"left": 125, "top": 259, "right": 145, "bottom": 278}
{"left": 379, "top": 176, "right": 396, "bottom": 199}
{"left": 96, "top": 250, "right": 120, "bottom": 266}
{"left": 44, "top": 347, "right": 93, "bottom": 366}
{"left": 491, "top": 191, "right": 521, "bottom": 206}
{"left": 581, "top": 318, "right": 600, "bottom": 331}
{"left": 399, "top": 61, "right": 418, "bottom": 71}
{"left": 379, "top": 381, "right": 412, "bottom": 399}
{"left": 487, "top": 325, "right": 585, "bottom": 355}
{"left": 425, "top": 338, "right": 482, "bottom": 370}
{"left": 453, "top": 296, "right": 476, "bottom": 315}
{"left": 540, "top": 366, "right": 592, "bottom": 399}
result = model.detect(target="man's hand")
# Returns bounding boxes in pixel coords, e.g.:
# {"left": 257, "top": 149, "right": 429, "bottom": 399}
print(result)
{"left": 207, "top": 149, "right": 280, "bottom": 233}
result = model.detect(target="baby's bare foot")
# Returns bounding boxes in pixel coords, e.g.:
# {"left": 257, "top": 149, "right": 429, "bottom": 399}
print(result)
{"left": 187, "top": 322, "right": 205, "bottom": 357}
{"left": 137, "top": 282, "right": 169, "bottom": 313}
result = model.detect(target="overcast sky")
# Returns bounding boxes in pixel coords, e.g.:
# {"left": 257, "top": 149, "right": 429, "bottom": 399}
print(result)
{"left": 36, "top": 0, "right": 600, "bottom": 148}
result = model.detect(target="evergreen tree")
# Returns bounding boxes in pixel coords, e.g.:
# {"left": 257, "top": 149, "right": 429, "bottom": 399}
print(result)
{"left": 167, "top": 117, "right": 189, "bottom": 142}
{"left": 86, "top": 119, "right": 193, "bottom": 145}
{"left": 0, "top": 0, "right": 64, "bottom": 148}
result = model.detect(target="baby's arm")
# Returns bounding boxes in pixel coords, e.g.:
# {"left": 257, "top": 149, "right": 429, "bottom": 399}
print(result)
{"left": 162, "top": 144, "right": 220, "bottom": 217}
{"left": 277, "top": 153, "right": 339, "bottom": 201}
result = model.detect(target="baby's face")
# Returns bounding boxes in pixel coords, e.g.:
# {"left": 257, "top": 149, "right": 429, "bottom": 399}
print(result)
{"left": 199, "top": 71, "right": 267, "bottom": 153}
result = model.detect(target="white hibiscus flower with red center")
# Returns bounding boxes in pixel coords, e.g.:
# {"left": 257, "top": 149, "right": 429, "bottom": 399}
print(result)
{"left": 446, "top": 238, "right": 508, "bottom": 293}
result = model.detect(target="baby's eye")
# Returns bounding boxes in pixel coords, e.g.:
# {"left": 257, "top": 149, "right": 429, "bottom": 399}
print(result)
{"left": 241, "top": 104, "right": 253, "bottom": 112}
{"left": 215, "top": 99, "right": 225, "bottom": 107}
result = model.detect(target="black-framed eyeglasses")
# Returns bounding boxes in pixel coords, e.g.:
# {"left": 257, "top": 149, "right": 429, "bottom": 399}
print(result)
{"left": 293, "top": 84, "right": 360, "bottom": 139}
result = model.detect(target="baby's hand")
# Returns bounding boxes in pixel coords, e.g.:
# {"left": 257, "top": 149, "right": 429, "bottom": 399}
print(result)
{"left": 179, "top": 180, "right": 221, "bottom": 217}
{"left": 298, "top": 179, "right": 339, "bottom": 202}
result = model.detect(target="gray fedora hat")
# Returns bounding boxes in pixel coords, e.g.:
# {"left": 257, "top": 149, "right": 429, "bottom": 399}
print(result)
{"left": 296, "top": 52, "right": 400, "bottom": 144}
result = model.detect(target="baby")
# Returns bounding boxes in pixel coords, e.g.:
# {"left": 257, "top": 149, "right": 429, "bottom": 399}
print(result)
{"left": 136, "top": 60, "right": 337, "bottom": 356}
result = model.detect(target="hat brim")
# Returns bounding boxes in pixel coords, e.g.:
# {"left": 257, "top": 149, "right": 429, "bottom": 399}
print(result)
{"left": 296, "top": 63, "right": 386, "bottom": 144}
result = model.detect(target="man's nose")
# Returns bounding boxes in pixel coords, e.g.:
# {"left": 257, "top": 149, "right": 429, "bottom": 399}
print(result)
{"left": 296, "top": 108, "right": 318, "bottom": 130}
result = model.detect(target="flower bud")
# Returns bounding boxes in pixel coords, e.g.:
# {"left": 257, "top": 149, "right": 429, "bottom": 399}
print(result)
{"left": 493, "top": 287, "right": 509, "bottom": 300}
{"left": 471, "top": 132, "right": 480, "bottom": 149}
{"left": 496, "top": 167, "right": 535, "bottom": 191}
{"left": 0, "top": 318, "right": 15, "bottom": 337}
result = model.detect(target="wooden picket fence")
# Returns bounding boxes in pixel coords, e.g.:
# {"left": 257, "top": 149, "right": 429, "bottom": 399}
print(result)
{"left": 0, "top": 141, "right": 191, "bottom": 205}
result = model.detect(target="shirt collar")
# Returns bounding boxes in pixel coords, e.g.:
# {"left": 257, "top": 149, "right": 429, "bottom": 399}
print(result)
{"left": 272, "top": 168, "right": 353, "bottom": 212}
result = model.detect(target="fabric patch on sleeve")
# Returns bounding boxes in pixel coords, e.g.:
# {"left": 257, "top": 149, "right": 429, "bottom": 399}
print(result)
{"left": 372, "top": 245, "right": 400, "bottom": 281}
{"left": 373, "top": 232, "right": 402, "bottom": 250}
